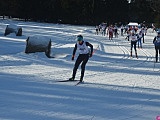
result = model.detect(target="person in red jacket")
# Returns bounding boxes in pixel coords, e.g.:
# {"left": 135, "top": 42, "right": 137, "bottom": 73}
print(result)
{"left": 69, "top": 35, "right": 93, "bottom": 82}
{"left": 107, "top": 25, "right": 114, "bottom": 40}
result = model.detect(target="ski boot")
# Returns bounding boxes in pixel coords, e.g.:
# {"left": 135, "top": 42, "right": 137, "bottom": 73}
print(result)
{"left": 69, "top": 77, "right": 74, "bottom": 81}
{"left": 130, "top": 51, "right": 132, "bottom": 57}
{"left": 80, "top": 78, "right": 84, "bottom": 83}
{"left": 136, "top": 52, "right": 138, "bottom": 59}
{"left": 156, "top": 57, "right": 158, "bottom": 63}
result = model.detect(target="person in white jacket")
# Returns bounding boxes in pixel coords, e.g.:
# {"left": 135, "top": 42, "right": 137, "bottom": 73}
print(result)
{"left": 141, "top": 27, "right": 145, "bottom": 43}
{"left": 69, "top": 35, "right": 93, "bottom": 82}
{"left": 130, "top": 32, "right": 138, "bottom": 58}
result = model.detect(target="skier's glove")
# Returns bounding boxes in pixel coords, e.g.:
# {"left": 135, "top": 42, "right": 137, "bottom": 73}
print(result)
{"left": 89, "top": 53, "right": 93, "bottom": 58}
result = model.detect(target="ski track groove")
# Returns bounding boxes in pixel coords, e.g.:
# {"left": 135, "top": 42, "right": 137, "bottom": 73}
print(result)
{"left": 112, "top": 39, "right": 130, "bottom": 59}
{"left": 113, "top": 38, "right": 156, "bottom": 68}
{"left": 90, "top": 35, "right": 158, "bottom": 71}
{"left": 109, "top": 38, "right": 145, "bottom": 68}
{"left": 91, "top": 35, "right": 160, "bottom": 86}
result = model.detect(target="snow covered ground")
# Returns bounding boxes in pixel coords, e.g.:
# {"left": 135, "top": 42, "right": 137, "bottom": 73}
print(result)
{"left": 0, "top": 19, "right": 160, "bottom": 120}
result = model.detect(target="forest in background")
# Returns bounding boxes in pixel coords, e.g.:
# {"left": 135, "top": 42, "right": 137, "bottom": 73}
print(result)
{"left": 0, "top": 0, "right": 160, "bottom": 27}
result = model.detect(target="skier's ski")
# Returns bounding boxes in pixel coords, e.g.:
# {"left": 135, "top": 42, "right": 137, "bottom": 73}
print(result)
{"left": 58, "top": 80, "right": 79, "bottom": 82}
{"left": 130, "top": 55, "right": 138, "bottom": 58}
{"left": 75, "top": 81, "right": 84, "bottom": 86}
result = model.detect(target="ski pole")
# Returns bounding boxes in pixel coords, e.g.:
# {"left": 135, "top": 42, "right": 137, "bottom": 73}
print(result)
{"left": 92, "top": 45, "right": 99, "bottom": 55}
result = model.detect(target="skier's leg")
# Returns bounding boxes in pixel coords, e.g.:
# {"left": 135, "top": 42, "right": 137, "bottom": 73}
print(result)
{"left": 155, "top": 48, "right": 158, "bottom": 62}
{"left": 130, "top": 42, "right": 133, "bottom": 57}
{"left": 142, "top": 34, "right": 145, "bottom": 43}
{"left": 137, "top": 39, "right": 140, "bottom": 48}
{"left": 159, "top": 49, "right": 160, "bottom": 62}
{"left": 80, "top": 55, "right": 89, "bottom": 81}
{"left": 134, "top": 42, "right": 137, "bottom": 57}
{"left": 140, "top": 39, "right": 142, "bottom": 48}
{"left": 72, "top": 56, "right": 82, "bottom": 79}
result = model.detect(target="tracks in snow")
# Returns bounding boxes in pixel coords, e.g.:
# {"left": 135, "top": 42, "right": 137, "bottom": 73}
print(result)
{"left": 91, "top": 35, "right": 159, "bottom": 71}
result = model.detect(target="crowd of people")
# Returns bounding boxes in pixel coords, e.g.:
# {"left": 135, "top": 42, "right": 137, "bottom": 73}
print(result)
{"left": 95, "top": 22, "right": 159, "bottom": 60}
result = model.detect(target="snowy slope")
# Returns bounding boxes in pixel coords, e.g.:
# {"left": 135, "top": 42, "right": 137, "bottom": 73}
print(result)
{"left": 0, "top": 19, "right": 160, "bottom": 120}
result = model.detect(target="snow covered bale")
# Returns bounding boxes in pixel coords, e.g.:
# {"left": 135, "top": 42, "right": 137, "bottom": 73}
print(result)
{"left": 25, "top": 36, "right": 52, "bottom": 58}
{"left": 4, "top": 25, "right": 22, "bottom": 36}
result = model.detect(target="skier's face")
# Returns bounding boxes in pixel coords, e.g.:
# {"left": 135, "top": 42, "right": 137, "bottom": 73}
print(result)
{"left": 77, "top": 35, "right": 83, "bottom": 44}
{"left": 78, "top": 40, "right": 83, "bottom": 44}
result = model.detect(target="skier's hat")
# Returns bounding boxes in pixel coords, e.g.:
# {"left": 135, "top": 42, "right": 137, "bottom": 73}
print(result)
{"left": 77, "top": 35, "right": 83, "bottom": 41}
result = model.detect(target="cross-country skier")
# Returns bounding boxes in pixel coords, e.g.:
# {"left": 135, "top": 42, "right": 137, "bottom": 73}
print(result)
{"left": 130, "top": 32, "right": 138, "bottom": 58}
{"left": 137, "top": 30, "right": 143, "bottom": 48}
{"left": 95, "top": 25, "right": 99, "bottom": 35}
{"left": 107, "top": 25, "right": 114, "bottom": 40}
{"left": 153, "top": 32, "right": 160, "bottom": 62}
{"left": 121, "top": 25, "right": 124, "bottom": 36}
{"left": 114, "top": 25, "right": 118, "bottom": 38}
{"left": 69, "top": 35, "right": 93, "bottom": 82}
{"left": 141, "top": 27, "right": 145, "bottom": 43}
